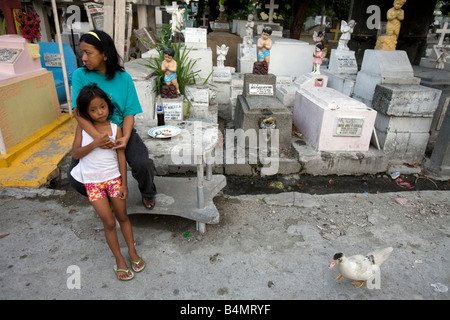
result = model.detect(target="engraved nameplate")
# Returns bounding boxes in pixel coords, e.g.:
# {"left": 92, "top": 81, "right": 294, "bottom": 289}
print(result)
{"left": 334, "top": 117, "right": 364, "bottom": 136}
{"left": 249, "top": 84, "right": 274, "bottom": 96}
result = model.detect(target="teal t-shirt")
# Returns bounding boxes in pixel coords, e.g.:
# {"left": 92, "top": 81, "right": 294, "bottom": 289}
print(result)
{"left": 71, "top": 67, "right": 142, "bottom": 128}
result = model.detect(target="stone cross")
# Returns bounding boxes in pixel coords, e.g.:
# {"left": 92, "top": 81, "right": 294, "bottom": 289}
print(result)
{"left": 265, "top": 0, "right": 279, "bottom": 24}
{"left": 329, "top": 22, "right": 342, "bottom": 43}
{"left": 201, "top": 13, "right": 208, "bottom": 27}
{"left": 437, "top": 22, "right": 450, "bottom": 46}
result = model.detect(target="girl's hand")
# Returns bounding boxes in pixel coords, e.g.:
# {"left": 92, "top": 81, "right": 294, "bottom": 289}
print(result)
{"left": 119, "top": 185, "right": 128, "bottom": 200}
{"left": 94, "top": 132, "right": 114, "bottom": 149}
{"left": 112, "top": 136, "right": 128, "bottom": 150}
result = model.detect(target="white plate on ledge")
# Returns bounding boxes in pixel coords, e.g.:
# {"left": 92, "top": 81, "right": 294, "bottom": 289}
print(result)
{"left": 148, "top": 125, "right": 181, "bottom": 139}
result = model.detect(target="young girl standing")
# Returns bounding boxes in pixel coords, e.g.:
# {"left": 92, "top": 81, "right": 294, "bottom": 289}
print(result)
{"left": 70, "top": 85, "right": 146, "bottom": 281}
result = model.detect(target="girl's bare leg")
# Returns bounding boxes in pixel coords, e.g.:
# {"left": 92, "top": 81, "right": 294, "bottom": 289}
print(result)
{"left": 111, "top": 197, "right": 145, "bottom": 270}
{"left": 91, "top": 198, "right": 131, "bottom": 280}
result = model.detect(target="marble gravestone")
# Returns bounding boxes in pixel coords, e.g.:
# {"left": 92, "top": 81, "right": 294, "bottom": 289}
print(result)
{"left": 234, "top": 74, "right": 292, "bottom": 148}
{"left": 322, "top": 49, "right": 358, "bottom": 96}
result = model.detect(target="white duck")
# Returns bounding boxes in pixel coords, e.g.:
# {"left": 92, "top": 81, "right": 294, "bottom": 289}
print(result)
{"left": 328, "top": 247, "right": 393, "bottom": 288}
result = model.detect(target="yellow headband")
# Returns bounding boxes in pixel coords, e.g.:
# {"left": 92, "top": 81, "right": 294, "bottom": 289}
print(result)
{"left": 87, "top": 31, "right": 101, "bottom": 42}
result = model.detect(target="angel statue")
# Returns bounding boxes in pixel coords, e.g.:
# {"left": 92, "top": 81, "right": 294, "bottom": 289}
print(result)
{"left": 216, "top": 44, "right": 229, "bottom": 68}
{"left": 338, "top": 20, "right": 356, "bottom": 51}
{"left": 435, "top": 48, "right": 448, "bottom": 70}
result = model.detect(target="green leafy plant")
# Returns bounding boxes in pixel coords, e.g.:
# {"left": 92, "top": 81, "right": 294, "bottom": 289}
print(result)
{"left": 144, "top": 30, "right": 212, "bottom": 96}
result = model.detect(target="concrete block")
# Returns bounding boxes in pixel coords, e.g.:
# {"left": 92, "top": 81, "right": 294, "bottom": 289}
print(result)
{"left": 243, "top": 73, "right": 277, "bottom": 98}
{"left": 375, "top": 113, "right": 434, "bottom": 133}
{"left": 372, "top": 84, "right": 441, "bottom": 117}
{"left": 376, "top": 130, "right": 430, "bottom": 163}
{"left": 234, "top": 95, "right": 292, "bottom": 148}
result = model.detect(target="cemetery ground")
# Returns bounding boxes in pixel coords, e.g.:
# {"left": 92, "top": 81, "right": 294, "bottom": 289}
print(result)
{"left": 0, "top": 152, "right": 448, "bottom": 301}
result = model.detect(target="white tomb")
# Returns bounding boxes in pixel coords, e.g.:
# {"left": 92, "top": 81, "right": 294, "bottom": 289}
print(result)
{"left": 269, "top": 37, "right": 315, "bottom": 77}
{"left": 293, "top": 87, "right": 377, "bottom": 152}
{"left": 183, "top": 28, "right": 213, "bottom": 81}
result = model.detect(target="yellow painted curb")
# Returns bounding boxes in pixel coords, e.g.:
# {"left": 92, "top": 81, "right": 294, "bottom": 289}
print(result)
{"left": 0, "top": 113, "right": 74, "bottom": 168}
{"left": 0, "top": 114, "right": 77, "bottom": 188}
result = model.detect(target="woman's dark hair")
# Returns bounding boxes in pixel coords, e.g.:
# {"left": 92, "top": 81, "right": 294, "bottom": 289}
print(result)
{"left": 76, "top": 84, "right": 114, "bottom": 122}
{"left": 79, "top": 30, "right": 124, "bottom": 80}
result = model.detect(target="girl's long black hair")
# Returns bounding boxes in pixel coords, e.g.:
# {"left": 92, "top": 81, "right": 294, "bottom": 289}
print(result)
{"left": 79, "top": 30, "right": 124, "bottom": 80}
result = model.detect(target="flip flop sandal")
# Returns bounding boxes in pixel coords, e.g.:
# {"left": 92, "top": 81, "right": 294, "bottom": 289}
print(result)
{"left": 130, "top": 258, "right": 146, "bottom": 273}
{"left": 142, "top": 196, "right": 156, "bottom": 210}
{"left": 113, "top": 265, "right": 135, "bottom": 281}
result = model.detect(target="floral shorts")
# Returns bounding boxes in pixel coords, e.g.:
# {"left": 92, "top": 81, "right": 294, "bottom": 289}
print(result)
{"left": 85, "top": 177, "right": 122, "bottom": 202}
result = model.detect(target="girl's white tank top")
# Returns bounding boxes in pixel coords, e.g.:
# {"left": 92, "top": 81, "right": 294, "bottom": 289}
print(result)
{"left": 70, "top": 123, "right": 121, "bottom": 184}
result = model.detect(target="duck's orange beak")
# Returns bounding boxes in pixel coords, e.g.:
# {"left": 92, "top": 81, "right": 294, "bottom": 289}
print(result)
{"left": 328, "top": 260, "right": 336, "bottom": 269}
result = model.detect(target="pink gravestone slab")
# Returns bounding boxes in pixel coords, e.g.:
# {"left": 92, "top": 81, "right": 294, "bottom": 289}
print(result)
{"left": 0, "top": 35, "right": 45, "bottom": 83}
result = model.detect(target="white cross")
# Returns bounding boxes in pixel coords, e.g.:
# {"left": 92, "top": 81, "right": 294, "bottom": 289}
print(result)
{"left": 265, "top": 0, "right": 279, "bottom": 24}
{"left": 201, "top": 13, "right": 208, "bottom": 27}
{"left": 437, "top": 22, "right": 450, "bottom": 46}
{"left": 165, "top": 1, "right": 179, "bottom": 15}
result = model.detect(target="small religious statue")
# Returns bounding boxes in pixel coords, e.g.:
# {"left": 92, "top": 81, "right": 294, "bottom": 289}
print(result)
{"left": 257, "top": 26, "right": 273, "bottom": 70}
{"left": 242, "top": 14, "right": 255, "bottom": 59}
{"left": 172, "top": 6, "right": 186, "bottom": 42}
{"left": 435, "top": 48, "right": 448, "bottom": 69}
{"left": 337, "top": 20, "right": 356, "bottom": 51}
{"left": 245, "top": 14, "right": 254, "bottom": 38}
{"left": 161, "top": 48, "right": 180, "bottom": 98}
{"left": 375, "top": 0, "right": 407, "bottom": 50}
{"left": 312, "top": 43, "right": 324, "bottom": 74}
{"left": 216, "top": 44, "right": 229, "bottom": 68}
